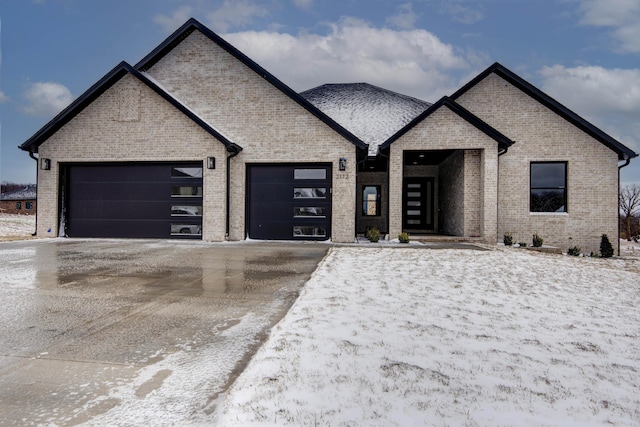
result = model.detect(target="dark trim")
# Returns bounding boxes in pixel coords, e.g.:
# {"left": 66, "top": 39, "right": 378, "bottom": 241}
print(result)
{"left": 226, "top": 144, "right": 243, "bottom": 239}
{"left": 19, "top": 61, "right": 238, "bottom": 153}
{"left": 135, "top": 18, "right": 367, "bottom": 149}
{"left": 529, "top": 161, "right": 568, "bottom": 213}
{"left": 380, "top": 96, "right": 515, "bottom": 150}
{"left": 451, "top": 62, "right": 638, "bottom": 161}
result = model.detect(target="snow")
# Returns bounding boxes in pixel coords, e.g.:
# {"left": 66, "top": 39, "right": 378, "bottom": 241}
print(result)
{"left": 217, "top": 246, "right": 640, "bottom": 426}
{"left": 0, "top": 213, "right": 35, "bottom": 238}
{"left": 301, "top": 83, "right": 431, "bottom": 153}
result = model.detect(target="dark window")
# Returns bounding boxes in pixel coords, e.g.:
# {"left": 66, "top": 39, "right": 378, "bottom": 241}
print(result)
{"left": 294, "top": 188, "right": 326, "bottom": 199}
{"left": 26, "top": 202, "right": 33, "bottom": 210}
{"left": 530, "top": 162, "right": 567, "bottom": 212}
{"left": 16, "top": 202, "right": 22, "bottom": 210}
{"left": 363, "top": 186, "right": 380, "bottom": 216}
{"left": 171, "top": 167, "right": 202, "bottom": 178}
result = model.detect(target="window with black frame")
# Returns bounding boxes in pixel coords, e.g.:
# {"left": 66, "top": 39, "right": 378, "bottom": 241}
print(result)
{"left": 363, "top": 185, "right": 380, "bottom": 216}
{"left": 530, "top": 162, "right": 567, "bottom": 213}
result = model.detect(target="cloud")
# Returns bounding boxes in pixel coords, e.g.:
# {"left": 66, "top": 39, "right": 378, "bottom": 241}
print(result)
{"left": 20, "top": 82, "right": 73, "bottom": 117}
{"left": 205, "top": 0, "right": 269, "bottom": 33}
{"left": 0, "top": 91, "right": 9, "bottom": 103}
{"left": 154, "top": 6, "right": 193, "bottom": 33}
{"left": 443, "top": 3, "right": 484, "bottom": 25}
{"left": 540, "top": 64, "right": 640, "bottom": 152}
{"left": 575, "top": 0, "right": 640, "bottom": 53}
{"left": 386, "top": 3, "right": 419, "bottom": 30}
{"left": 292, "top": 0, "right": 313, "bottom": 10}
{"left": 222, "top": 18, "right": 473, "bottom": 102}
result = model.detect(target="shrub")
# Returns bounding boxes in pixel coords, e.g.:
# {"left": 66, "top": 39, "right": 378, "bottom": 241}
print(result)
{"left": 532, "top": 233, "right": 544, "bottom": 247}
{"left": 567, "top": 246, "right": 581, "bottom": 256}
{"left": 503, "top": 233, "right": 513, "bottom": 246}
{"left": 366, "top": 227, "right": 380, "bottom": 243}
{"left": 518, "top": 242, "right": 528, "bottom": 248}
{"left": 398, "top": 232, "right": 410, "bottom": 243}
{"left": 600, "top": 234, "right": 614, "bottom": 258}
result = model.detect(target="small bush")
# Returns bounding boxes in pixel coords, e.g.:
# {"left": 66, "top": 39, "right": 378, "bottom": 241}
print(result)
{"left": 518, "top": 242, "right": 528, "bottom": 248}
{"left": 567, "top": 246, "right": 581, "bottom": 256}
{"left": 398, "top": 232, "right": 410, "bottom": 243}
{"left": 503, "top": 233, "right": 513, "bottom": 246}
{"left": 366, "top": 227, "right": 380, "bottom": 243}
{"left": 532, "top": 234, "right": 544, "bottom": 248}
{"left": 600, "top": 234, "right": 614, "bottom": 258}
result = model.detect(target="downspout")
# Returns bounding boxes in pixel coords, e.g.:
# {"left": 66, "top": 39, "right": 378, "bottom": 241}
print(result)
{"left": 496, "top": 146, "right": 509, "bottom": 244}
{"left": 617, "top": 157, "right": 631, "bottom": 255}
{"left": 225, "top": 144, "right": 242, "bottom": 240}
{"left": 28, "top": 150, "right": 39, "bottom": 236}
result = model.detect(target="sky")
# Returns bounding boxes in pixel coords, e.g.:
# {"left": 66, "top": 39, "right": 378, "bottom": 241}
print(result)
{"left": 1, "top": 0, "right": 639, "bottom": 185}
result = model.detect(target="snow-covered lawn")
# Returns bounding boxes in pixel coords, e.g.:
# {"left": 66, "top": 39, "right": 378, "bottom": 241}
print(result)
{"left": 0, "top": 213, "right": 35, "bottom": 238}
{"left": 217, "top": 247, "right": 640, "bottom": 426}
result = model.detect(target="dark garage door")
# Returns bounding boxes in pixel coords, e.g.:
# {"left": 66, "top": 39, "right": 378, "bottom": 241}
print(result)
{"left": 65, "top": 163, "right": 203, "bottom": 239}
{"left": 247, "top": 164, "right": 332, "bottom": 240}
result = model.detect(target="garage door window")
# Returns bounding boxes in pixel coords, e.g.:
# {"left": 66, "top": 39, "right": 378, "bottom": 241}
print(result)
{"left": 171, "top": 205, "right": 203, "bottom": 216}
{"left": 293, "top": 226, "right": 326, "bottom": 237}
{"left": 171, "top": 167, "right": 203, "bottom": 178}
{"left": 294, "top": 188, "right": 327, "bottom": 198}
{"left": 294, "top": 169, "right": 326, "bottom": 180}
{"left": 171, "top": 186, "right": 203, "bottom": 197}
{"left": 294, "top": 207, "right": 326, "bottom": 217}
{"left": 171, "top": 223, "right": 202, "bottom": 236}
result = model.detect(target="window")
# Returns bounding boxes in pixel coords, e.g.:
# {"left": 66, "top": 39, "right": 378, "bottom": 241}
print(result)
{"left": 171, "top": 186, "right": 203, "bottom": 197}
{"left": 362, "top": 186, "right": 380, "bottom": 216}
{"left": 16, "top": 202, "right": 22, "bottom": 210}
{"left": 294, "top": 188, "right": 326, "bottom": 199}
{"left": 530, "top": 162, "right": 567, "bottom": 212}
{"left": 171, "top": 205, "right": 203, "bottom": 216}
{"left": 294, "top": 207, "right": 326, "bottom": 217}
{"left": 294, "top": 169, "right": 326, "bottom": 180}
{"left": 293, "top": 226, "right": 326, "bottom": 237}
{"left": 26, "top": 202, "right": 33, "bottom": 210}
{"left": 171, "top": 167, "right": 202, "bottom": 178}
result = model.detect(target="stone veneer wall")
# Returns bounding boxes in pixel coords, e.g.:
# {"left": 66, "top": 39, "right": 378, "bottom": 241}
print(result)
{"left": 456, "top": 73, "right": 619, "bottom": 254}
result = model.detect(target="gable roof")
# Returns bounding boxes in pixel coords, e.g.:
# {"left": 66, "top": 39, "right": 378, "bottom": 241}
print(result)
{"left": 19, "top": 61, "right": 241, "bottom": 153}
{"left": 451, "top": 62, "right": 638, "bottom": 161}
{"left": 135, "top": 18, "right": 367, "bottom": 150}
{"left": 301, "top": 83, "right": 431, "bottom": 156}
{"left": 380, "top": 96, "right": 515, "bottom": 151}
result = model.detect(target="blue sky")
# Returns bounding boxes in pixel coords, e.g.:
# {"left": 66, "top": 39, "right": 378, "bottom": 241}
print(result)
{"left": 1, "top": 0, "right": 639, "bottom": 185}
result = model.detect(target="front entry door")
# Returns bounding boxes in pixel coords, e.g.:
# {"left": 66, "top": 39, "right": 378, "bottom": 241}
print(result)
{"left": 402, "top": 177, "right": 434, "bottom": 231}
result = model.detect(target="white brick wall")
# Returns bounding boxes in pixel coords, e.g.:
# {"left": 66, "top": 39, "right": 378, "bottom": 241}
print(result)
{"left": 37, "top": 74, "right": 228, "bottom": 240}
{"left": 144, "top": 30, "right": 357, "bottom": 242}
{"left": 457, "top": 73, "right": 620, "bottom": 254}
{"left": 388, "top": 107, "right": 499, "bottom": 243}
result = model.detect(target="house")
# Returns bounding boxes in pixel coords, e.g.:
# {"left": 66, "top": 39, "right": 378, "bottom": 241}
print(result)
{"left": 0, "top": 185, "right": 37, "bottom": 215}
{"left": 19, "top": 18, "right": 637, "bottom": 254}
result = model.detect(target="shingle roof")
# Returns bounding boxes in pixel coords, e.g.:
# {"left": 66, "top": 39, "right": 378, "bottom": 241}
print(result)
{"left": 451, "top": 62, "right": 638, "bottom": 161}
{"left": 0, "top": 185, "right": 37, "bottom": 201}
{"left": 301, "top": 83, "right": 431, "bottom": 155}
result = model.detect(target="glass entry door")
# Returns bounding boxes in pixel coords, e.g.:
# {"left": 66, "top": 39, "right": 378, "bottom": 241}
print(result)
{"left": 402, "top": 177, "right": 434, "bottom": 231}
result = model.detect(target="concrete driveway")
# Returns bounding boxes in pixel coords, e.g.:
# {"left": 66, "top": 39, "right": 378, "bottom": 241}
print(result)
{"left": 0, "top": 239, "right": 329, "bottom": 426}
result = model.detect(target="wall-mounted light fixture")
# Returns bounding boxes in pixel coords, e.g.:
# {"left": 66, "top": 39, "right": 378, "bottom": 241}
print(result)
{"left": 40, "top": 158, "right": 51, "bottom": 170}
{"left": 339, "top": 157, "right": 347, "bottom": 171}
{"left": 207, "top": 157, "right": 216, "bottom": 169}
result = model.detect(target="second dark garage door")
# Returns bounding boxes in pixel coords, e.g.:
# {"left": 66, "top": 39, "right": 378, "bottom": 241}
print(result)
{"left": 64, "top": 163, "right": 203, "bottom": 239}
{"left": 247, "top": 164, "right": 332, "bottom": 240}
